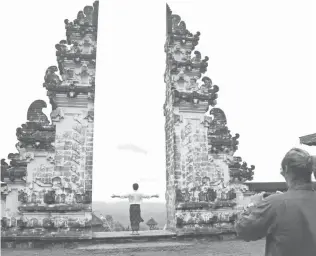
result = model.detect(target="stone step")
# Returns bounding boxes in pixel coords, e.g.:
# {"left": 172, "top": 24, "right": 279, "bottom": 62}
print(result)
{"left": 1, "top": 230, "right": 240, "bottom": 249}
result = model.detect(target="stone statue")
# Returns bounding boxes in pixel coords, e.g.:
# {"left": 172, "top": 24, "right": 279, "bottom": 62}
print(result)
{"left": 44, "top": 66, "right": 61, "bottom": 85}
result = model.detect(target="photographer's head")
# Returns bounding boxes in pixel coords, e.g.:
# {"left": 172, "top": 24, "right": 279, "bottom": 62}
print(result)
{"left": 281, "top": 148, "right": 315, "bottom": 187}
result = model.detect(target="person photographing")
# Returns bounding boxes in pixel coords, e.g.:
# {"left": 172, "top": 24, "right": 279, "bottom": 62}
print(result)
{"left": 235, "top": 148, "right": 316, "bottom": 256}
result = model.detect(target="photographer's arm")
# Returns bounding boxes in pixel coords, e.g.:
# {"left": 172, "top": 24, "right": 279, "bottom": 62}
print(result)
{"left": 235, "top": 196, "right": 277, "bottom": 241}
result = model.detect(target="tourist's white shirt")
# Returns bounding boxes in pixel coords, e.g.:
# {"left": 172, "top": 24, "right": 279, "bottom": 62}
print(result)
{"left": 119, "top": 191, "right": 151, "bottom": 205}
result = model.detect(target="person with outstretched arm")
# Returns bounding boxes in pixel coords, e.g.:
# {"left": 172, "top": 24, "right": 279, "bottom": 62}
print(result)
{"left": 235, "top": 148, "right": 316, "bottom": 256}
{"left": 112, "top": 183, "right": 159, "bottom": 235}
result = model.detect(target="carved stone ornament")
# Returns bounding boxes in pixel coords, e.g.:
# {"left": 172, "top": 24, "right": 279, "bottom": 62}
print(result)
{"left": 1, "top": 184, "right": 11, "bottom": 196}
{"left": 43, "top": 66, "right": 62, "bottom": 87}
{"left": 56, "top": 37, "right": 97, "bottom": 58}
{"left": 46, "top": 153, "right": 55, "bottom": 164}
{"left": 50, "top": 107, "right": 65, "bottom": 122}
{"left": 169, "top": 45, "right": 191, "bottom": 62}
{"left": 73, "top": 113, "right": 87, "bottom": 125}
{"left": 202, "top": 116, "right": 212, "bottom": 127}
{"left": 84, "top": 111, "right": 94, "bottom": 122}
{"left": 173, "top": 114, "right": 183, "bottom": 126}
{"left": 67, "top": 84, "right": 79, "bottom": 98}
{"left": 16, "top": 121, "right": 56, "bottom": 150}
{"left": 171, "top": 15, "right": 188, "bottom": 35}
{"left": 88, "top": 91, "right": 95, "bottom": 101}
{"left": 229, "top": 159, "right": 255, "bottom": 182}
{"left": 21, "top": 152, "right": 35, "bottom": 162}
{"left": 199, "top": 77, "right": 219, "bottom": 100}
{"left": 64, "top": 0, "right": 99, "bottom": 44}
{"left": 27, "top": 100, "right": 50, "bottom": 125}
{"left": 167, "top": 6, "right": 200, "bottom": 47}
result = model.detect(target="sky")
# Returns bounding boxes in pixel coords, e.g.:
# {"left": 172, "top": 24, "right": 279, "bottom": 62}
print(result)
{"left": 0, "top": 0, "right": 315, "bottom": 203}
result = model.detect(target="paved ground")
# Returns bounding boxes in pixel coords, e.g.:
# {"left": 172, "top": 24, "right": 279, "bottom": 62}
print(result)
{"left": 2, "top": 239, "right": 266, "bottom": 256}
{"left": 92, "top": 230, "right": 175, "bottom": 238}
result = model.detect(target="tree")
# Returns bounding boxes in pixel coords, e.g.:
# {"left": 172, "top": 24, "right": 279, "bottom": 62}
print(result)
{"left": 105, "top": 215, "right": 113, "bottom": 222}
{"left": 146, "top": 217, "right": 158, "bottom": 230}
{"left": 113, "top": 221, "right": 125, "bottom": 232}
{"left": 100, "top": 214, "right": 114, "bottom": 231}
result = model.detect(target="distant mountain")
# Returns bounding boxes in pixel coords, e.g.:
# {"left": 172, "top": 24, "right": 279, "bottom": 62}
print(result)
{"left": 92, "top": 201, "right": 166, "bottom": 229}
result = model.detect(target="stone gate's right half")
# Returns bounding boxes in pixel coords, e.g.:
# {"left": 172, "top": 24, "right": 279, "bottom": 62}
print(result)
{"left": 164, "top": 5, "right": 255, "bottom": 235}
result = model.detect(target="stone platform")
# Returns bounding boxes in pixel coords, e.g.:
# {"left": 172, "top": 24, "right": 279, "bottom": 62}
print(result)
{"left": 1, "top": 239, "right": 266, "bottom": 256}
{"left": 1, "top": 229, "right": 238, "bottom": 248}
{"left": 93, "top": 230, "right": 176, "bottom": 239}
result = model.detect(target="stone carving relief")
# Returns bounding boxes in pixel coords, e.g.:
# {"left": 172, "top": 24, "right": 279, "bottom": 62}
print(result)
{"left": 13, "top": 100, "right": 56, "bottom": 150}
{"left": 168, "top": 44, "right": 191, "bottom": 62}
{"left": 178, "top": 119, "right": 216, "bottom": 192}
{"left": 2, "top": 156, "right": 27, "bottom": 182}
{"left": 45, "top": 110, "right": 90, "bottom": 206}
{"left": 13, "top": 143, "right": 35, "bottom": 164}
{"left": 60, "top": 61, "right": 95, "bottom": 86}
{"left": 44, "top": 66, "right": 62, "bottom": 86}
{"left": 76, "top": 6, "right": 94, "bottom": 26}
{"left": 173, "top": 114, "right": 183, "bottom": 126}
{"left": 191, "top": 51, "right": 209, "bottom": 64}
{"left": 229, "top": 157, "right": 255, "bottom": 182}
{"left": 199, "top": 77, "right": 215, "bottom": 94}
{"left": 171, "top": 77, "right": 219, "bottom": 107}
{"left": 81, "top": 35, "right": 97, "bottom": 54}
{"left": 61, "top": 67, "right": 76, "bottom": 81}
{"left": 171, "top": 15, "right": 188, "bottom": 35}
{"left": 64, "top": 1, "right": 99, "bottom": 42}
{"left": 74, "top": 112, "right": 89, "bottom": 127}
{"left": 207, "top": 108, "right": 239, "bottom": 154}
{"left": 33, "top": 164, "right": 54, "bottom": 186}
{"left": 27, "top": 100, "right": 50, "bottom": 124}
{"left": 55, "top": 35, "right": 97, "bottom": 57}
{"left": 202, "top": 115, "right": 212, "bottom": 128}
{"left": 175, "top": 210, "right": 237, "bottom": 233}
{"left": 87, "top": 91, "right": 95, "bottom": 101}
{"left": 50, "top": 107, "right": 65, "bottom": 122}
{"left": 77, "top": 63, "right": 91, "bottom": 84}
{"left": 84, "top": 110, "right": 94, "bottom": 123}
{"left": 1, "top": 214, "right": 92, "bottom": 231}
{"left": 187, "top": 77, "right": 199, "bottom": 91}
{"left": 1, "top": 184, "right": 12, "bottom": 198}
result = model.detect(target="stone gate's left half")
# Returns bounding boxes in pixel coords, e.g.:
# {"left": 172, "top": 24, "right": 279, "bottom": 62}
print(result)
{"left": 1, "top": 1, "right": 99, "bottom": 239}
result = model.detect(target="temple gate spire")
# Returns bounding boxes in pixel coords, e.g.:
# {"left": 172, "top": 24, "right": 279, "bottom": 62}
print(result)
{"left": 164, "top": 4, "right": 255, "bottom": 234}
{"left": 1, "top": 1, "right": 99, "bottom": 238}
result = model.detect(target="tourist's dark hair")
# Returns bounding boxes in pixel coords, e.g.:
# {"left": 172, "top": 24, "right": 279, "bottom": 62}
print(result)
{"left": 281, "top": 148, "right": 315, "bottom": 182}
{"left": 133, "top": 183, "right": 139, "bottom": 191}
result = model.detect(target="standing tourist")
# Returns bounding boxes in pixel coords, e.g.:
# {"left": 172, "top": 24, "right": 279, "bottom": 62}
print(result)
{"left": 112, "top": 183, "right": 159, "bottom": 235}
{"left": 235, "top": 148, "right": 316, "bottom": 256}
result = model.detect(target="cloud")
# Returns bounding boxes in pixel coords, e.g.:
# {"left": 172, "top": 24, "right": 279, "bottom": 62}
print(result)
{"left": 117, "top": 144, "right": 148, "bottom": 155}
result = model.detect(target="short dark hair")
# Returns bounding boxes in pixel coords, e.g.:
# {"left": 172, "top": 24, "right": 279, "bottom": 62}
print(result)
{"left": 133, "top": 183, "right": 139, "bottom": 190}
{"left": 281, "top": 148, "right": 313, "bottom": 183}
